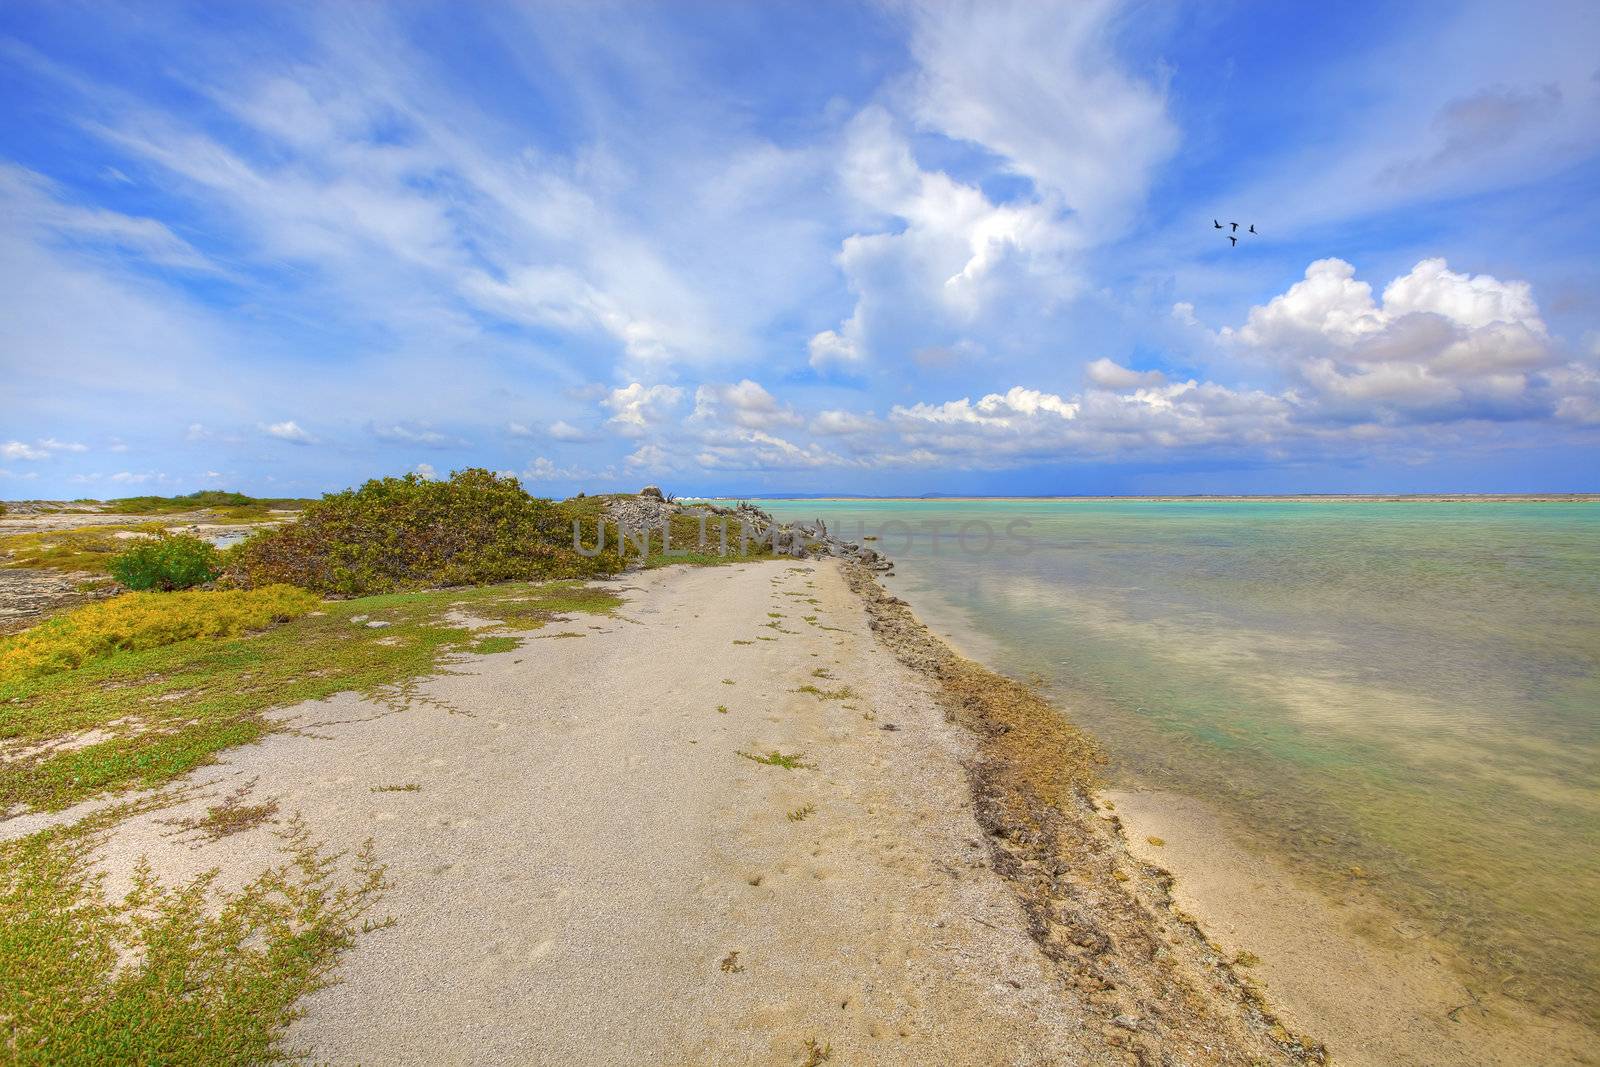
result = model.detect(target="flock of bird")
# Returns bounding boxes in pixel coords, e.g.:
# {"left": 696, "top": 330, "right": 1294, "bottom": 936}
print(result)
{"left": 1214, "top": 219, "right": 1255, "bottom": 246}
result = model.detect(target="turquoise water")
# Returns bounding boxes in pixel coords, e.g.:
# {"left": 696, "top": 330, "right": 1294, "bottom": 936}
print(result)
{"left": 755, "top": 499, "right": 1600, "bottom": 1023}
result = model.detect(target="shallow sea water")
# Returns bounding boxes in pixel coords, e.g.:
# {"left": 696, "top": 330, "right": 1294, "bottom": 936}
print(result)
{"left": 754, "top": 499, "right": 1600, "bottom": 1025}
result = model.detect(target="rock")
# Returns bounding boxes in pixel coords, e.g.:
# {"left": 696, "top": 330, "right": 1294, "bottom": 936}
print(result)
{"left": 639, "top": 485, "right": 664, "bottom": 500}
{"left": 366, "top": 620, "right": 391, "bottom": 628}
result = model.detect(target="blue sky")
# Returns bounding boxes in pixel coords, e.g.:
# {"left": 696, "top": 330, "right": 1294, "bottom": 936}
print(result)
{"left": 3, "top": 0, "right": 1598, "bottom": 499}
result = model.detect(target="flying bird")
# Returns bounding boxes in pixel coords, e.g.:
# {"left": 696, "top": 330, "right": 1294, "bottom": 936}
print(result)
{"left": 1213, "top": 219, "right": 1222, "bottom": 229}
{"left": 1230, "top": 221, "right": 1239, "bottom": 232}
{"left": 1229, "top": 235, "right": 1238, "bottom": 246}
{"left": 1248, "top": 224, "right": 1257, "bottom": 234}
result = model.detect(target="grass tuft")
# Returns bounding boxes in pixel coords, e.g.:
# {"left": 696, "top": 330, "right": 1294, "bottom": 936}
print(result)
{"left": 737, "top": 750, "right": 813, "bottom": 770}
{"left": 801, "top": 1037, "right": 834, "bottom": 1065}
{"left": 794, "top": 684, "right": 856, "bottom": 701}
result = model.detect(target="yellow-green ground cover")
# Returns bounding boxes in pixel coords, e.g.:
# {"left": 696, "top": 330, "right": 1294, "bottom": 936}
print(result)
{"left": 1, "top": 578, "right": 621, "bottom": 1063}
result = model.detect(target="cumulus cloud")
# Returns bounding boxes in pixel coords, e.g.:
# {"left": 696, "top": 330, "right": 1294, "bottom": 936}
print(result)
{"left": 1227, "top": 257, "right": 1557, "bottom": 423}
{"left": 625, "top": 443, "right": 670, "bottom": 471}
{"left": 413, "top": 462, "right": 440, "bottom": 480}
{"left": 262, "top": 420, "right": 316, "bottom": 445}
{"left": 604, "top": 383, "right": 685, "bottom": 436}
{"left": 806, "top": 1, "right": 1179, "bottom": 367}
{"left": 690, "top": 380, "right": 802, "bottom": 430}
{"left": 807, "top": 328, "right": 863, "bottom": 372}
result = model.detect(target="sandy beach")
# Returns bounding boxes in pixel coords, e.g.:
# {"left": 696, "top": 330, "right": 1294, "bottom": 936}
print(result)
{"left": 6, "top": 557, "right": 1320, "bottom": 1065}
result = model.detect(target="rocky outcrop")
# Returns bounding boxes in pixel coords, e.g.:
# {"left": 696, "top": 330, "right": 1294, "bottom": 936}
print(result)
{"left": 601, "top": 493, "right": 893, "bottom": 571}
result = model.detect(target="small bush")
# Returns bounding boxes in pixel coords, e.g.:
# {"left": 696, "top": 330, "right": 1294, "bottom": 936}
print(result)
{"left": 228, "top": 468, "right": 621, "bottom": 595}
{"left": 0, "top": 586, "right": 318, "bottom": 681}
{"left": 108, "top": 533, "right": 220, "bottom": 591}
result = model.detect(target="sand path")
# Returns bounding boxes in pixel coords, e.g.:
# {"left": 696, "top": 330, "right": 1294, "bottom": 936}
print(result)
{"left": 59, "top": 560, "right": 1107, "bottom": 1065}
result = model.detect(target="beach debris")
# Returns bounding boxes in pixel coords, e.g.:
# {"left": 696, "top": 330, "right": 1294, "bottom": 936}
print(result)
{"left": 719, "top": 950, "right": 744, "bottom": 974}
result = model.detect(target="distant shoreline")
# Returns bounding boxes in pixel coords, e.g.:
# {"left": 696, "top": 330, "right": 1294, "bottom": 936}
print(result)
{"left": 698, "top": 493, "right": 1600, "bottom": 504}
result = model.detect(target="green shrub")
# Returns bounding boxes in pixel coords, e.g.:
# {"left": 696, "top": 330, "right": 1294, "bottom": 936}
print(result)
{"left": 107, "top": 533, "right": 220, "bottom": 591}
{"left": 227, "top": 468, "right": 621, "bottom": 595}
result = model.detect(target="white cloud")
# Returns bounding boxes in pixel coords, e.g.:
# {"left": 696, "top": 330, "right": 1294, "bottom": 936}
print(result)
{"left": 262, "top": 420, "right": 316, "bottom": 445}
{"left": 902, "top": 0, "right": 1177, "bottom": 233}
{"left": 1226, "top": 257, "right": 1559, "bottom": 423}
{"left": 1085, "top": 358, "right": 1166, "bottom": 389}
{"left": 690, "top": 379, "right": 802, "bottom": 430}
{"left": 0, "top": 164, "right": 218, "bottom": 273}
{"left": 625, "top": 443, "right": 670, "bottom": 471}
{"left": 370, "top": 422, "right": 462, "bottom": 448}
{"left": 413, "top": 462, "right": 440, "bottom": 480}
{"left": 1171, "top": 301, "right": 1199, "bottom": 327}
{"left": 547, "top": 420, "right": 591, "bottom": 442}
{"left": 810, "top": 410, "right": 879, "bottom": 436}
{"left": 521, "top": 456, "right": 588, "bottom": 482}
{"left": 604, "top": 382, "right": 685, "bottom": 436}
{"left": 807, "top": 328, "right": 863, "bottom": 372}
{"left": 1, "top": 441, "right": 49, "bottom": 461}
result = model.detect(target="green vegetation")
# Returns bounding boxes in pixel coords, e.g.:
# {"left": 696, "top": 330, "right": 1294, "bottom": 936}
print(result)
{"left": 0, "top": 524, "right": 165, "bottom": 573}
{"left": 107, "top": 532, "right": 220, "bottom": 591}
{"left": 801, "top": 1037, "right": 834, "bottom": 1065}
{"left": 158, "top": 780, "right": 280, "bottom": 845}
{"left": 794, "top": 684, "right": 856, "bottom": 701}
{"left": 102, "top": 490, "right": 308, "bottom": 520}
{"left": 737, "top": 750, "right": 813, "bottom": 770}
{"left": 0, "top": 803, "right": 388, "bottom": 1064}
{"left": 371, "top": 783, "right": 421, "bottom": 793}
{"left": 786, "top": 804, "right": 816, "bottom": 822}
{"left": 228, "top": 469, "right": 620, "bottom": 595}
{"left": 0, "top": 586, "right": 317, "bottom": 682}
{"left": 0, "top": 580, "right": 619, "bottom": 811}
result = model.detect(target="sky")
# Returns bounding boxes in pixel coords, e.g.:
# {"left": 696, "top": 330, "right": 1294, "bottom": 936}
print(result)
{"left": 3, "top": 0, "right": 1598, "bottom": 499}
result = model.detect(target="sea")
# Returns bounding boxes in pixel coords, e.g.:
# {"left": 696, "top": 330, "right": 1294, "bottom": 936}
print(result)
{"left": 752, "top": 498, "right": 1600, "bottom": 1026}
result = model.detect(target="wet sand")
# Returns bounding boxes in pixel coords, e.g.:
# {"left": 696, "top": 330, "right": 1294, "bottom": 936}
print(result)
{"left": 1104, "top": 788, "right": 1597, "bottom": 1066}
